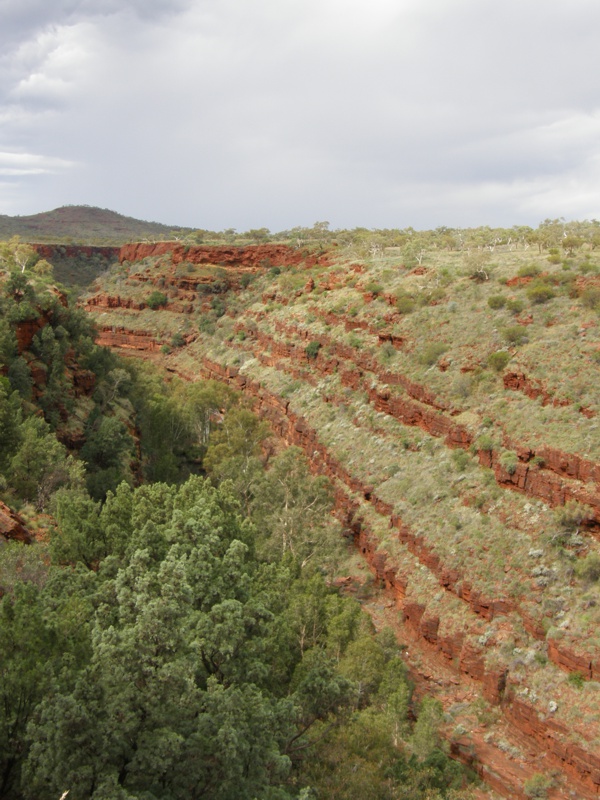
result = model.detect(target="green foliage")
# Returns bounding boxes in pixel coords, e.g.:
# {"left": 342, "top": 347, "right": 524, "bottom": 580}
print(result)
{"left": 526, "top": 280, "right": 556, "bottom": 304}
{"left": 305, "top": 340, "right": 321, "bottom": 360}
{"left": 420, "top": 342, "right": 447, "bottom": 366}
{"left": 8, "top": 417, "right": 83, "bottom": 509}
{"left": 502, "top": 324, "right": 528, "bottom": 345}
{"left": 451, "top": 449, "right": 471, "bottom": 471}
{"left": 475, "top": 434, "right": 494, "bottom": 452}
{"left": 575, "top": 551, "right": 600, "bottom": 583}
{"left": 523, "top": 772, "right": 554, "bottom": 798}
{"left": 395, "top": 291, "right": 416, "bottom": 314}
{"left": 7, "top": 357, "right": 33, "bottom": 399}
{"left": 553, "top": 500, "right": 593, "bottom": 532}
{"left": 251, "top": 447, "right": 340, "bottom": 569}
{"left": 580, "top": 286, "right": 600, "bottom": 309}
{"left": 363, "top": 281, "right": 383, "bottom": 296}
{"left": 487, "top": 294, "right": 506, "bottom": 309}
{"left": 487, "top": 350, "right": 510, "bottom": 372}
{"left": 499, "top": 450, "right": 518, "bottom": 475}
{"left": 411, "top": 697, "right": 444, "bottom": 759}
{"left": 81, "top": 415, "right": 134, "bottom": 499}
{"left": 204, "top": 407, "right": 270, "bottom": 510}
{"left": 517, "top": 264, "right": 541, "bottom": 278}
{"left": 146, "top": 289, "right": 168, "bottom": 309}
{"left": 505, "top": 297, "right": 525, "bottom": 315}
{"left": 566, "top": 671, "right": 586, "bottom": 689}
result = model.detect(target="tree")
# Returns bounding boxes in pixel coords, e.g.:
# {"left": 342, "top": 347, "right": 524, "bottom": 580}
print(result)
{"left": 251, "top": 447, "right": 341, "bottom": 568}
{"left": 0, "top": 582, "right": 57, "bottom": 798}
{"left": 9, "top": 417, "right": 81, "bottom": 509}
{"left": 204, "top": 407, "right": 270, "bottom": 511}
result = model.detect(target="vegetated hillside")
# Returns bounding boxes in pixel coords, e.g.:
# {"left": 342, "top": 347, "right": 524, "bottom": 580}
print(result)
{"left": 0, "top": 237, "right": 475, "bottom": 800}
{"left": 82, "top": 226, "right": 600, "bottom": 799}
{"left": 0, "top": 205, "right": 191, "bottom": 245}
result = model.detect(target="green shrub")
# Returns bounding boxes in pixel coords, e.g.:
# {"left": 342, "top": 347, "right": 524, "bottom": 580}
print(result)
{"left": 499, "top": 450, "right": 518, "bottom": 474}
{"left": 363, "top": 281, "right": 383, "bottom": 296}
{"left": 527, "top": 282, "right": 556, "bottom": 304}
{"left": 487, "top": 294, "right": 506, "bottom": 309}
{"left": 146, "top": 290, "right": 168, "bottom": 309}
{"left": 452, "top": 450, "right": 471, "bottom": 471}
{"left": 395, "top": 293, "right": 415, "bottom": 314}
{"left": 581, "top": 286, "right": 600, "bottom": 309}
{"left": 305, "top": 341, "right": 321, "bottom": 359}
{"left": 506, "top": 298, "right": 525, "bottom": 315}
{"left": 171, "top": 332, "right": 185, "bottom": 348}
{"left": 502, "top": 325, "right": 528, "bottom": 345}
{"left": 211, "top": 297, "right": 226, "bottom": 317}
{"left": 575, "top": 551, "right": 600, "bottom": 583}
{"left": 523, "top": 772, "right": 554, "bottom": 798}
{"left": 487, "top": 351, "right": 510, "bottom": 372}
{"left": 475, "top": 434, "right": 494, "bottom": 452}
{"left": 420, "top": 342, "right": 447, "bottom": 366}
{"left": 566, "top": 671, "right": 586, "bottom": 689}
{"left": 553, "top": 500, "right": 593, "bottom": 532}
{"left": 518, "top": 264, "right": 541, "bottom": 278}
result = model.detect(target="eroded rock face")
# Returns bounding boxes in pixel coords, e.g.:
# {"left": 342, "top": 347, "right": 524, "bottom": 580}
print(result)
{"left": 118, "top": 242, "right": 332, "bottom": 270}
{"left": 0, "top": 502, "right": 32, "bottom": 544}
{"left": 95, "top": 327, "right": 161, "bottom": 352}
{"left": 32, "top": 244, "right": 120, "bottom": 262}
{"left": 15, "top": 318, "right": 46, "bottom": 354}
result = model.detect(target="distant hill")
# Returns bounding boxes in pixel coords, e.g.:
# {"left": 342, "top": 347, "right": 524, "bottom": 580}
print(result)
{"left": 0, "top": 205, "right": 192, "bottom": 245}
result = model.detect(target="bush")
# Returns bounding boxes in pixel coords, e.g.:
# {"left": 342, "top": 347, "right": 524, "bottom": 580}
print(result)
{"left": 553, "top": 500, "right": 593, "bottom": 532}
{"left": 363, "top": 281, "right": 383, "bottom": 296}
{"left": 171, "top": 332, "right": 185, "bottom": 348}
{"left": 487, "top": 295, "right": 506, "bottom": 309}
{"left": 581, "top": 286, "right": 600, "bottom": 309}
{"left": 502, "top": 325, "right": 528, "bottom": 345}
{"left": 506, "top": 298, "right": 525, "bottom": 315}
{"left": 487, "top": 351, "right": 510, "bottom": 372}
{"left": 475, "top": 434, "right": 494, "bottom": 452}
{"left": 527, "top": 282, "right": 556, "bottom": 304}
{"left": 395, "top": 293, "right": 415, "bottom": 314}
{"left": 518, "top": 264, "right": 541, "bottom": 278}
{"left": 420, "top": 342, "right": 447, "bottom": 366}
{"left": 566, "top": 671, "right": 586, "bottom": 689}
{"left": 499, "top": 450, "right": 518, "bottom": 474}
{"left": 211, "top": 297, "right": 226, "bottom": 317}
{"left": 146, "top": 290, "right": 168, "bottom": 309}
{"left": 305, "top": 341, "right": 321, "bottom": 360}
{"left": 575, "top": 552, "right": 600, "bottom": 583}
{"left": 523, "top": 772, "right": 554, "bottom": 798}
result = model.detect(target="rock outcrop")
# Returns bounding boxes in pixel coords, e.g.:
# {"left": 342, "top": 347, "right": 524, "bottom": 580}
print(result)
{"left": 0, "top": 502, "right": 32, "bottom": 544}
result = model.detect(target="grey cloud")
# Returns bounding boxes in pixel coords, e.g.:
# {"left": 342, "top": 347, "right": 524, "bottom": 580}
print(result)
{"left": 1, "top": 0, "right": 600, "bottom": 228}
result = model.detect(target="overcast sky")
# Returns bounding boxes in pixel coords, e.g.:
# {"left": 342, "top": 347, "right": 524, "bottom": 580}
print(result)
{"left": 1, "top": 0, "right": 599, "bottom": 231}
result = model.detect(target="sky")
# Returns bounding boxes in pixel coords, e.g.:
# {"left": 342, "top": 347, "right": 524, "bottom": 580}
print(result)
{"left": 1, "top": 0, "right": 600, "bottom": 232}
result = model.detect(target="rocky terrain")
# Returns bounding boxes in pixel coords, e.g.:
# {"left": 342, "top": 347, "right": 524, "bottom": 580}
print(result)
{"left": 83, "top": 239, "right": 600, "bottom": 799}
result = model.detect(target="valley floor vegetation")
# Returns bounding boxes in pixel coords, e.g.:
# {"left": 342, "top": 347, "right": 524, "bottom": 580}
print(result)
{"left": 0, "top": 240, "right": 473, "bottom": 799}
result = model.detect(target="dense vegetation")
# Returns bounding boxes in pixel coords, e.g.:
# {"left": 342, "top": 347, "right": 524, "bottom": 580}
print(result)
{"left": 0, "top": 239, "right": 472, "bottom": 799}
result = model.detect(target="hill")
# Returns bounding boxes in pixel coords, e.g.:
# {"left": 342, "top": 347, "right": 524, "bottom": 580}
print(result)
{"left": 0, "top": 205, "right": 191, "bottom": 245}
{"left": 81, "top": 229, "right": 600, "bottom": 799}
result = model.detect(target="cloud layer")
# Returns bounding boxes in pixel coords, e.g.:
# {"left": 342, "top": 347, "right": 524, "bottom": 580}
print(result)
{"left": 1, "top": 0, "right": 600, "bottom": 230}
